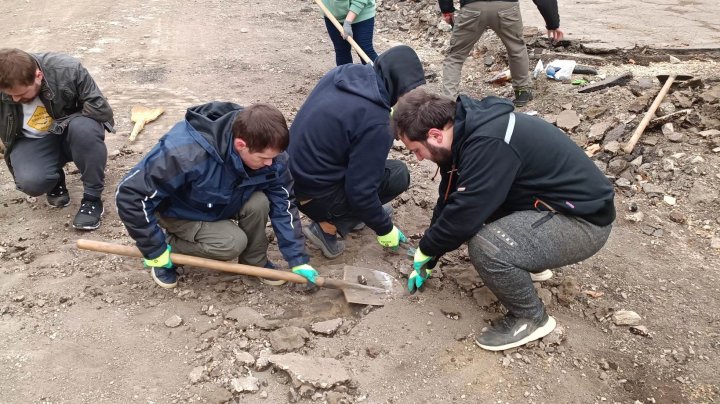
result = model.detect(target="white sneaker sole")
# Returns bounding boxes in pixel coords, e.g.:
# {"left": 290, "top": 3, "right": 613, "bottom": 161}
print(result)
{"left": 257, "top": 277, "right": 287, "bottom": 286}
{"left": 530, "top": 269, "right": 553, "bottom": 282}
{"left": 475, "top": 316, "right": 557, "bottom": 352}
{"left": 72, "top": 208, "right": 104, "bottom": 231}
{"left": 151, "top": 269, "right": 177, "bottom": 289}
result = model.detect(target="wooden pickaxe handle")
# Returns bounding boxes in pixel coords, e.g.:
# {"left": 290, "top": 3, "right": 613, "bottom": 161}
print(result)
{"left": 313, "top": 0, "right": 373, "bottom": 66}
{"left": 623, "top": 74, "right": 676, "bottom": 154}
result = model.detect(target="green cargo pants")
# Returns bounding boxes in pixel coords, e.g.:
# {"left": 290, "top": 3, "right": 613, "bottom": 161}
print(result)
{"left": 158, "top": 192, "right": 271, "bottom": 266}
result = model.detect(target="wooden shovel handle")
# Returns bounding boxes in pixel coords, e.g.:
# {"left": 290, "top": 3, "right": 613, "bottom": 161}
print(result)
{"left": 76, "top": 239, "right": 315, "bottom": 285}
{"left": 623, "top": 74, "right": 676, "bottom": 154}
{"left": 313, "top": 0, "right": 373, "bottom": 66}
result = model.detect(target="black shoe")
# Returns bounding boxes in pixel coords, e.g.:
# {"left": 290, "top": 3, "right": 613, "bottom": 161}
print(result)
{"left": 72, "top": 197, "right": 104, "bottom": 230}
{"left": 474, "top": 311, "right": 556, "bottom": 351}
{"left": 151, "top": 266, "right": 178, "bottom": 289}
{"left": 303, "top": 221, "right": 345, "bottom": 258}
{"left": 46, "top": 172, "right": 70, "bottom": 208}
{"left": 513, "top": 88, "right": 534, "bottom": 107}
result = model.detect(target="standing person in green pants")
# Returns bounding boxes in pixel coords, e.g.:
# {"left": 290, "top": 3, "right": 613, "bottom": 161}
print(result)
{"left": 321, "top": 0, "right": 378, "bottom": 65}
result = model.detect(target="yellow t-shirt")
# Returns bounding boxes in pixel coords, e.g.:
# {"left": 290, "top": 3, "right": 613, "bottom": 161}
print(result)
{"left": 22, "top": 97, "right": 54, "bottom": 138}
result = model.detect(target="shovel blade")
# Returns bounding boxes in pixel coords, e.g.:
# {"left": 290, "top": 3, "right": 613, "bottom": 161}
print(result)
{"left": 341, "top": 265, "right": 397, "bottom": 306}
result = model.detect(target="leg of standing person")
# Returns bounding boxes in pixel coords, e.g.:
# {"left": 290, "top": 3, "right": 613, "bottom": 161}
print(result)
{"left": 467, "top": 210, "right": 612, "bottom": 351}
{"left": 350, "top": 17, "right": 379, "bottom": 63}
{"left": 324, "top": 17, "right": 354, "bottom": 65}
{"left": 62, "top": 116, "right": 108, "bottom": 230}
{"left": 441, "top": 2, "right": 487, "bottom": 98}
{"left": 488, "top": 2, "right": 533, "bottom": 106}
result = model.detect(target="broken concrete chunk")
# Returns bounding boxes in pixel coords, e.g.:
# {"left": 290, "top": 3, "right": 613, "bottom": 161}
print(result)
{"left": 164, "top": 315, "right": 183, "bottom": 328}
{"left": 556, "top": 109, "right": 580, "bottom": 131}
{"left": 612, "top": 310, "right": 642, "bottom": 326}
{"left": 231, "top": 376, "right": 260, "bottom": 393}
{"left": 225, "top": 307, "right": 267, "bottom": 329}
{"left": 236, "top": 351, "right": 255, "bottom": 366}
{"left": 189, "top": 366, "right": 205, "bottom": 384}
{"left": 578, "top": 72, "right": 633, "bottom": 93}
{"left": 311, "top": 318, "right": 343, "bottom": 335}
{"left": 588, "top": 121, "right": 612, "bottom": 140}
{"left": 269, "top": 353, "right": 351, "bottom": 389}
{"left": 641, "top": 183, "right": 664, "bottom": 195}
{"left": 268, "top": 326, "right": 310, "bottom": 352}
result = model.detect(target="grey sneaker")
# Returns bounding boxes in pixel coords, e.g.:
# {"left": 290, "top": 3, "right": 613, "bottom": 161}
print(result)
{"left": 474, "top": 311, "right": 556, "bottom": 351}
{"left": 513, "top": 88, "right": 534, "bottom": 107}
{"left": 303, "top": 221, "right": 345, "bottom": 258}
{"left": 530, "top": 269, "right": 553, "bottom": 282}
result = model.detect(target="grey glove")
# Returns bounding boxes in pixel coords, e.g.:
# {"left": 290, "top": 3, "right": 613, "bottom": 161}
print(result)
{"left": 342, "top": 20, "right": 353, "bottom": 39}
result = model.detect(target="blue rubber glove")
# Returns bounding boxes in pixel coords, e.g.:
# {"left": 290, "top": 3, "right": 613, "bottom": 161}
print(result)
{"left": 408, "top": 248, "right": 434, "bottom": 293}
{"left": 292, "top": 264, "right": 318, "bottom": 284}
{"left": 377, "top": 226, "right": 408, "bottom": 249}
{"left": 143, "top": 245, "right": 173, "bottom": 268}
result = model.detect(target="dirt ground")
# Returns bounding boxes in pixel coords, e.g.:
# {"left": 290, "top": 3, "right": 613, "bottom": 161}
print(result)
{"left": 1, "top": 0, "right": 720, "bottom": 403}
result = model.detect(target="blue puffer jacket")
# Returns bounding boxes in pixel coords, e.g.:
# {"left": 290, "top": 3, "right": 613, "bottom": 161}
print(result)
{"left": 116, "top": 101, "right": 308, "bottom": 267}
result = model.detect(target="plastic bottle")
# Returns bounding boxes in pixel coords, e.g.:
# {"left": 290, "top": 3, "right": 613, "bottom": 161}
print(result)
{"left": 487, "top": 69, "right": 511, "bottom": 85}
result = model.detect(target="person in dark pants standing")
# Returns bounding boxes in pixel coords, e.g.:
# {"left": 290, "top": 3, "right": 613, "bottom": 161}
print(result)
{"left": 0, "top": 48, "right": 113, "bottom": 230}
{"left": 392, "top": 88, "right": 615, "bottom": 351}
{"left": 321, "top": 0, "right": 379, "bottom": 65}
{"left": 289, "top": 45, "right": 426, "bottom": 258}
{"left": 438, "top": 0, "right": 564, "bottom": 106}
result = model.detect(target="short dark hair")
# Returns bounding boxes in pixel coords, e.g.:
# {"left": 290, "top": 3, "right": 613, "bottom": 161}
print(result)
{"left": 391, "top": 88, "right": 456, "bottom": 142}
{"left": 0, "top": 48, "right": 37, "bottom": 89}
{"left": 232, "top": 104, "right": 289, "bottom": 152}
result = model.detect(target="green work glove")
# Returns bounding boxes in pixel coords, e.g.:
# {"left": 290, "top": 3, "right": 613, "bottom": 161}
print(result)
{"left": 144, "top": 245, "right": 173, "bottom": 268}
{"left": 408, "top": 248, "right": 434, "bottom": 293}
{"left": 292, "top": 264, "right": 318, "bottom": 284}
{"left": 377, "top": 225, "right": 407, "bottom": 249}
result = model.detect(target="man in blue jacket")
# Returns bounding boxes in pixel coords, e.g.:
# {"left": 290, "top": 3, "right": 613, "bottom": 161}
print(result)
{"left": 289, "top": 45, "right": 426, "bottom": 258}
{"left": 116, "top": 103, "right": 316, "bottom": 289}
{"left": 392, "top": 88, "right": 615, "bottom": 351}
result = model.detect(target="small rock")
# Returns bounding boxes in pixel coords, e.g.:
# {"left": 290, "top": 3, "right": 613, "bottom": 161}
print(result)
{"left": 657, "top": 102, "right": 676, "bottom": 116}
{"left": 607, "top": 158, "right": 629, "bottom": 175}
{"left": 711, "top": 238, "right": 720, "bottom": 249}
{"left": 661, "top": 123, "right": 674, "bottom": 136}
{"left": 663, "top": 195, "right": 676, "bottom": 205}
{"left": 662, "top": 158, "right": 675, "bottom": 172}
{"left": 255, "top": 349, "right": 272, "bottom": 371}
{"left": 556, "top": 110, "right": 581, "bottom": 131}
{"left": 302, "top": 46, "right": 312, "bottom": 54}
{"left": 311, "top": 318, "right": 343, "bottom": 335}
{"left": 231, "top": 376, "right": 260, "bottom": 393}
{"left": 629, "top": 325, "right": 650, "bottom": 337}
{"left": 603, "top": 140, "right": 621, "bottom": 154}
{"left": 365, "top": 345, "right": 381, "bottom": 358}
{"left": 543, "top": 325, "right": 564, "bottom": 345}
{"left": 612, "top": 310, "right": 642, "bottom": 326}
{"left": 588, "top": 121, "right": 612, "bottom": 140}
{"left": 615, "top": 178, "right": 632, "bottom": 189}
{"left": 164, "top": 315, "right": 183, "bottom": 328}
{"left": 259, "top": 390, "right": 268, "bottom": 399}
{"left": 625, "top": 212, "right": 644, "bottom": 223}
{"left": 189, "top": 366, "right": 205, "bottom": 384}
{"left": 236, "top": 351, "right": 255, "bottom": 366}
{"left": 667, "top": 132, "right": 685, "bottom": 143}
{"left": 269, "top": 326, "right": 310, "bottom": 352}
{"left": 240, "top": 28, "right": 249, "bottom": 33}
{"left": 642, "top": 183, "right": 664, "bottom": 195}
{"left": 268, "top": 353, "right": 351, "bottom": 389}
{"left": 668, "top": 211, "right": 686, "bottom": 224}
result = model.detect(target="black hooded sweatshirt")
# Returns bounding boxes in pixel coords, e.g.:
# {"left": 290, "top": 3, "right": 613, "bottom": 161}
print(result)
{"left": 289, "top": 45, "right": 425, "bottom": 236}
{"left": 418, "top": 96, "right": 616, "bottom": 257}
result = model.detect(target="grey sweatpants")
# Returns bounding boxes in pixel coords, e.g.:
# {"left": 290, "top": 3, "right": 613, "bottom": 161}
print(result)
{"left": 10, "top": 116, "right": 107, "bottom": 198}
{"left": 468, "top": 210, "right": 612, "bottom": 320}
{"left": 442, "top": 1, "right": 531, "bottom": 98}
{"left": 159, "top": 192, "right": 271, "bottom": 266}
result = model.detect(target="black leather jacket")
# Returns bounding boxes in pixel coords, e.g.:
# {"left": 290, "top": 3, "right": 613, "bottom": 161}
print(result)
{"left": 0, "top": 52, "right": 114, "bottom": 171}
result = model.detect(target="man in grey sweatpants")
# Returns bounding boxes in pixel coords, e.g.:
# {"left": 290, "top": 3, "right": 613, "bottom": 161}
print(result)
{"left": 392, "top": 88, "right": 615, "bottom": 351}
{"left": 438, "top": 0, "right": 564, "bottom": 106}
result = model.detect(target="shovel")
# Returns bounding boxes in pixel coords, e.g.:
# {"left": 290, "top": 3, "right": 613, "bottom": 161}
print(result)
{"left": 76, "top": 239, "right": 395, "bottom": 306}
{"left": 129, "top": 105, "right": 164, "bottom": 142}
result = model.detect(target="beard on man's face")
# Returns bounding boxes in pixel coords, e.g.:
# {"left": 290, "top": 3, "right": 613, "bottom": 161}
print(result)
{"left": 426, "top": 142, "right": 452, "bottom": 166}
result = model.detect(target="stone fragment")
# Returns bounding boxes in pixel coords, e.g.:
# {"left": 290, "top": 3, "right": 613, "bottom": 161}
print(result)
{"left": 607, "top": 158, "right": 629, "bottom": 175}
{"left": 663, "top": 195, "right": 676, "bottom": 205}
{"left": 472, "top": 286, "right": 498, "bottom": 307}
{"left": 543, "top": 325, "right": 564, "bottom": 345}
{"left": 615, "top": 178, "right": 632, "bottom": 189}
{"left": 255, "top": 349, "right": 273, "bottom": 371}
{"left": 365, "top": 345, "right": 381, "bottom": 358}
{"left": 657, "top": 102, "right": 676, "bottom": 116}
{"left": 578, "top": 72, "right": 633, "bottom": 93}
{"left": 603, "top": 140, "right": 621, "bottom": 154}
{"left": 711, "top": 238, "right": 720, "bottom": 249}
{"left": 625, "top": 212, "right": 644, "bottom": 223}
{"left": 268, "top": 353, "right": 351, "bottom": 389}
{"left": 661, "top": 122, "right": 674, "bottom": 136}
{"left": 556, "top": 110, "right": 580, "bottom": 131}
{"left": 268, "top": 326, "right": 310, "bottom": 352}
{"left": 557, "top": 276, "right": 579, "bottom": 305}
{"left": 662, "top": 158, "right": 675, "bottom": 172}
{"left": 164, "top": 315, "right": 183, "bottom": 328}
{"left": 688, "top": 181, "right": 718, "bottom": 205}
{"left": 189, "top": 366, "right": 205, "bottom": 384}
{"left": 226, "top": 307, "right": 267, "bottom": 329}
{"left": 630, "top": 325, "right": 650, "bottom": 337}
{"left": 612, "top": 310, "right": 641, "bottom": 326}
{"left": 440, "top": 305, "right": 462, "bottom": 319}
{"left": 642, "top": 183, "right": 664, "bottom": 195}
{"left": 236, "top": 351, "right": 255, "bottom": 366}
{"left": 231, "top": 376, "right": 260, "bottom": 393}
{"left": 536, "top": 288, "right": 553, "bottom": 307}
{"left": 668, "top": 212, "right": 686, "bottom": 224}
{"left": 667, "top": 132, "right": 685, "bottom": 143}
{"left": 604, "top": 123, "right": 626, "bottom": 143}
{"left": 588, "top": 121, "right": 612, "bottom": 140}
{"left": 311, "top": 318, "right": 343, "bottom": 335}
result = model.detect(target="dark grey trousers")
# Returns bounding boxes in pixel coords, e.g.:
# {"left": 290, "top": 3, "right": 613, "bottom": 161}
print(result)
{"left": 468, "top": 211, "right": 612, "bottom": 320}
{"left": 9, "top": 116, "right": 107, "bottom": 198}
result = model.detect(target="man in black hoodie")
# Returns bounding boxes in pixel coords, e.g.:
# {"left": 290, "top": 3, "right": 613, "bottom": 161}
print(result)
{"left": 289, "top": 45, "right": 426, "bottom": 258}
{"left": 392, "top": 88, "right": 615, "bottom": 351}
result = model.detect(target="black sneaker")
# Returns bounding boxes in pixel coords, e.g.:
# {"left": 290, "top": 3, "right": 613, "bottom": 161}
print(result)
{"left": 46, "top": 172, "right": 70, "bottom": 208}
{"left": 474, "top": 311, "right": 556, "bottom": 351}
{"left": 303, "top": 221, "right": 345, "bottom": 258}
{"left": 151, "top": 266, "right": 178, "bottom": 289}
{"left": 72, "top": 197, "right": 104, "bottom": 230}
{"left": 513, "top": 88, "right": 534, "bottom": 107}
